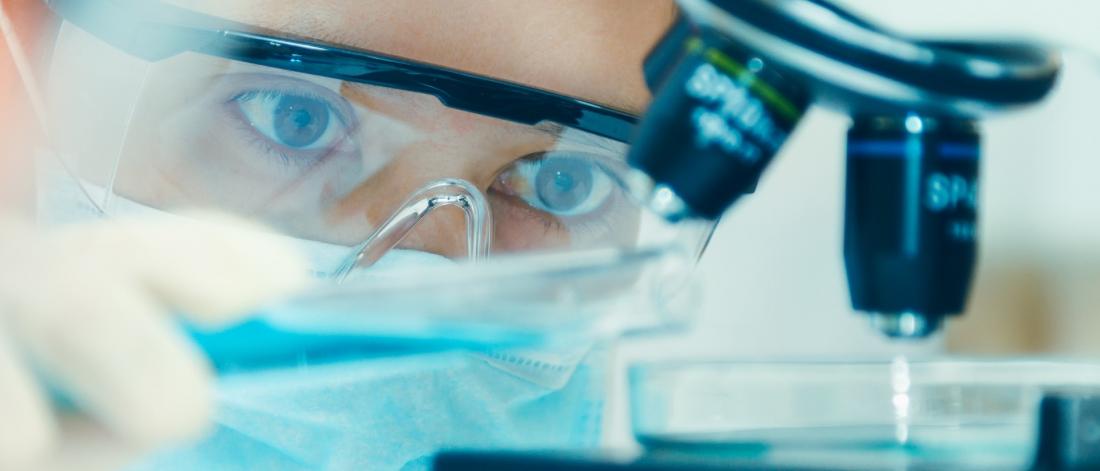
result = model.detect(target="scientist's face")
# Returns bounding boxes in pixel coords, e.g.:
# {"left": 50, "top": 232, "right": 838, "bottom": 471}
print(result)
{"left": 70, "top": 0, "right": 677, "bottom": 256}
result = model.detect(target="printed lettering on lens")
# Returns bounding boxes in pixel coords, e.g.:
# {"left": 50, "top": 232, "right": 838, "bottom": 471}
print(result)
{"left": 683, "top": 62, "right": 787, "bottom": 164}
{"left": 926, "top": 172, "right": 978, "bottom": 213}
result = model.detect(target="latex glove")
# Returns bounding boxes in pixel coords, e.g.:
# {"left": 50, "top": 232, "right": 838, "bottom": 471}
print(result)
{"left": 0, "top": 213, "right": 309, "bottom": 468}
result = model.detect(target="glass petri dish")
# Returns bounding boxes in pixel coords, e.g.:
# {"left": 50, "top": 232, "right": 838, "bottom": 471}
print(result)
{"left": 186, "top": 246, "right": 699, "bottom": 370}
{"left": 629, "top": 359, "right": 1100, "bottom": 470}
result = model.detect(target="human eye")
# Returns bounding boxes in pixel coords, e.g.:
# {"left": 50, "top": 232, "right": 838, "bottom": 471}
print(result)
{"left": 491, "top": 151, "right": 618, "bottom": 218}
{"left": 226, "top": 79, "right": 357, "bottom": 167}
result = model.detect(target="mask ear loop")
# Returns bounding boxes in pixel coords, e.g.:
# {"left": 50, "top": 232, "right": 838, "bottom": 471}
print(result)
{"left": 0, "top": 10, "right": 106, "bottom": 215}
{"left": 331, "top": 178, "right": 492, "bottom": 282}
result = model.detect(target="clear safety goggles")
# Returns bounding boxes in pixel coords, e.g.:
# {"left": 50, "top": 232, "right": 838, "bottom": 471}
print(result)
{"left": 33, "top": 0, "right": 712, "bottom": 349}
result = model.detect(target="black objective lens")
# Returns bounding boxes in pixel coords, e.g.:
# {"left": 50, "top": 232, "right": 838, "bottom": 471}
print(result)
{"left": 844, "top": 115, "right": 979, "bottom": 338}
{"left": 628, "top": 30, "right": 809, "bottom": 220}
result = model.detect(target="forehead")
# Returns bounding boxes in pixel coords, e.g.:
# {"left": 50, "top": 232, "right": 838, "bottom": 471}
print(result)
{"left": 170, "top": 0, "right": 676, "bottom": 114}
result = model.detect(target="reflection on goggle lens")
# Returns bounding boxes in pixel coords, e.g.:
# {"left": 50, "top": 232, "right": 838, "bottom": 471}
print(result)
{"left": 55, "top": 47, "right": 653, "bottom": 259}
{"left": 232, "top": 87, "right": 619, "bottom": 229}
{"left": 169, "top": 64, "right": 639, "bottom": 253}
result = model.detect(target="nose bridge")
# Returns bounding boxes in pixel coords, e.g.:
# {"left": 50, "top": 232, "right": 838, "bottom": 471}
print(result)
{"left": 334, "top": 178, "right": 492, "bottom": 280}
{"left": 327, "top": 99, "right": 513, "bottom": 272}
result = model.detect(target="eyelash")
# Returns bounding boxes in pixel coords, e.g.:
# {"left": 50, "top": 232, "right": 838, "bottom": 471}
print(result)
{"left": 515, "top": 195, "right": 618, "bottom": 245}
{"left": 217, "top": 79, "right": 628, "bottom": 244}
{"left": 491, "top": 151, "right": 624, "bottom": 240}
{"left": 225, "top": 88, "right": 356, "bottom": 169}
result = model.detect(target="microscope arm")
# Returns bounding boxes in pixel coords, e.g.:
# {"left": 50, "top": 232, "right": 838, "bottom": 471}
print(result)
{"left": 838, "top": 0, "right": 1100, "bottom": 59}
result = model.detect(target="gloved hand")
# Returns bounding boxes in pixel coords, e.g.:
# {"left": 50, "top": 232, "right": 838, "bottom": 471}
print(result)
{"left": 0, "top": 212, "right": 309, "bottom": 467}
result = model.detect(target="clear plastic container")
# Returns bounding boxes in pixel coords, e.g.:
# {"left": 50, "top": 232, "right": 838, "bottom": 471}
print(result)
{"left": 629, "top": 359, "right": 1100, "bottom": 469}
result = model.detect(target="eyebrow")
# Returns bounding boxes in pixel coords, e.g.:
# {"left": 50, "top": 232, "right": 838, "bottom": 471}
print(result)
{"left": 532, "top": 121, "right": 566, "bottom": 138}
{"left": 597, "top": 94, "right": 648, "bottom": 117}
{"left": 532, "top": 122, "right": 630, "bottom": 157}
{"left": 341, "top": 81, "right": 633, "bottom": 152}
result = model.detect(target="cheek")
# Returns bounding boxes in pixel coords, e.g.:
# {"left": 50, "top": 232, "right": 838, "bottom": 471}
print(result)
{"left": 125, "top": 101, "right": 279, "bottom": 205}
{"left": 112, "top": 84, "right": 365, "bottom": 243}
{"left": 608, "top": 205, "right": 642, "bottom": 248}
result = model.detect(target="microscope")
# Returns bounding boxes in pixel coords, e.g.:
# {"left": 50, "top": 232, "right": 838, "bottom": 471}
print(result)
{"left": 435, "top": 2, "right": 1100, "bottom": 470}
{"left": 434, "top": 2, "right": 1100, "bottom": 470}
{"left": 626, "top": 0, "right": 1061, "bottom": 339}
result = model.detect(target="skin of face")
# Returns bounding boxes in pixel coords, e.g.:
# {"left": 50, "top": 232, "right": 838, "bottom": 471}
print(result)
{"left": 64, "top": 0, "right": 679, "bottom": 255}
{"left": 0, "top": 0, "right": 58, "bottom": 216}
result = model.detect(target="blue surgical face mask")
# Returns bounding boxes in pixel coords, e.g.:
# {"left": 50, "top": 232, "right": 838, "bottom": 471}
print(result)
{"left": 38, "top": 164, "right": 609, "bottom": 471}
{"left": 131, "top": 348, "right": 606, "bottom": 471}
